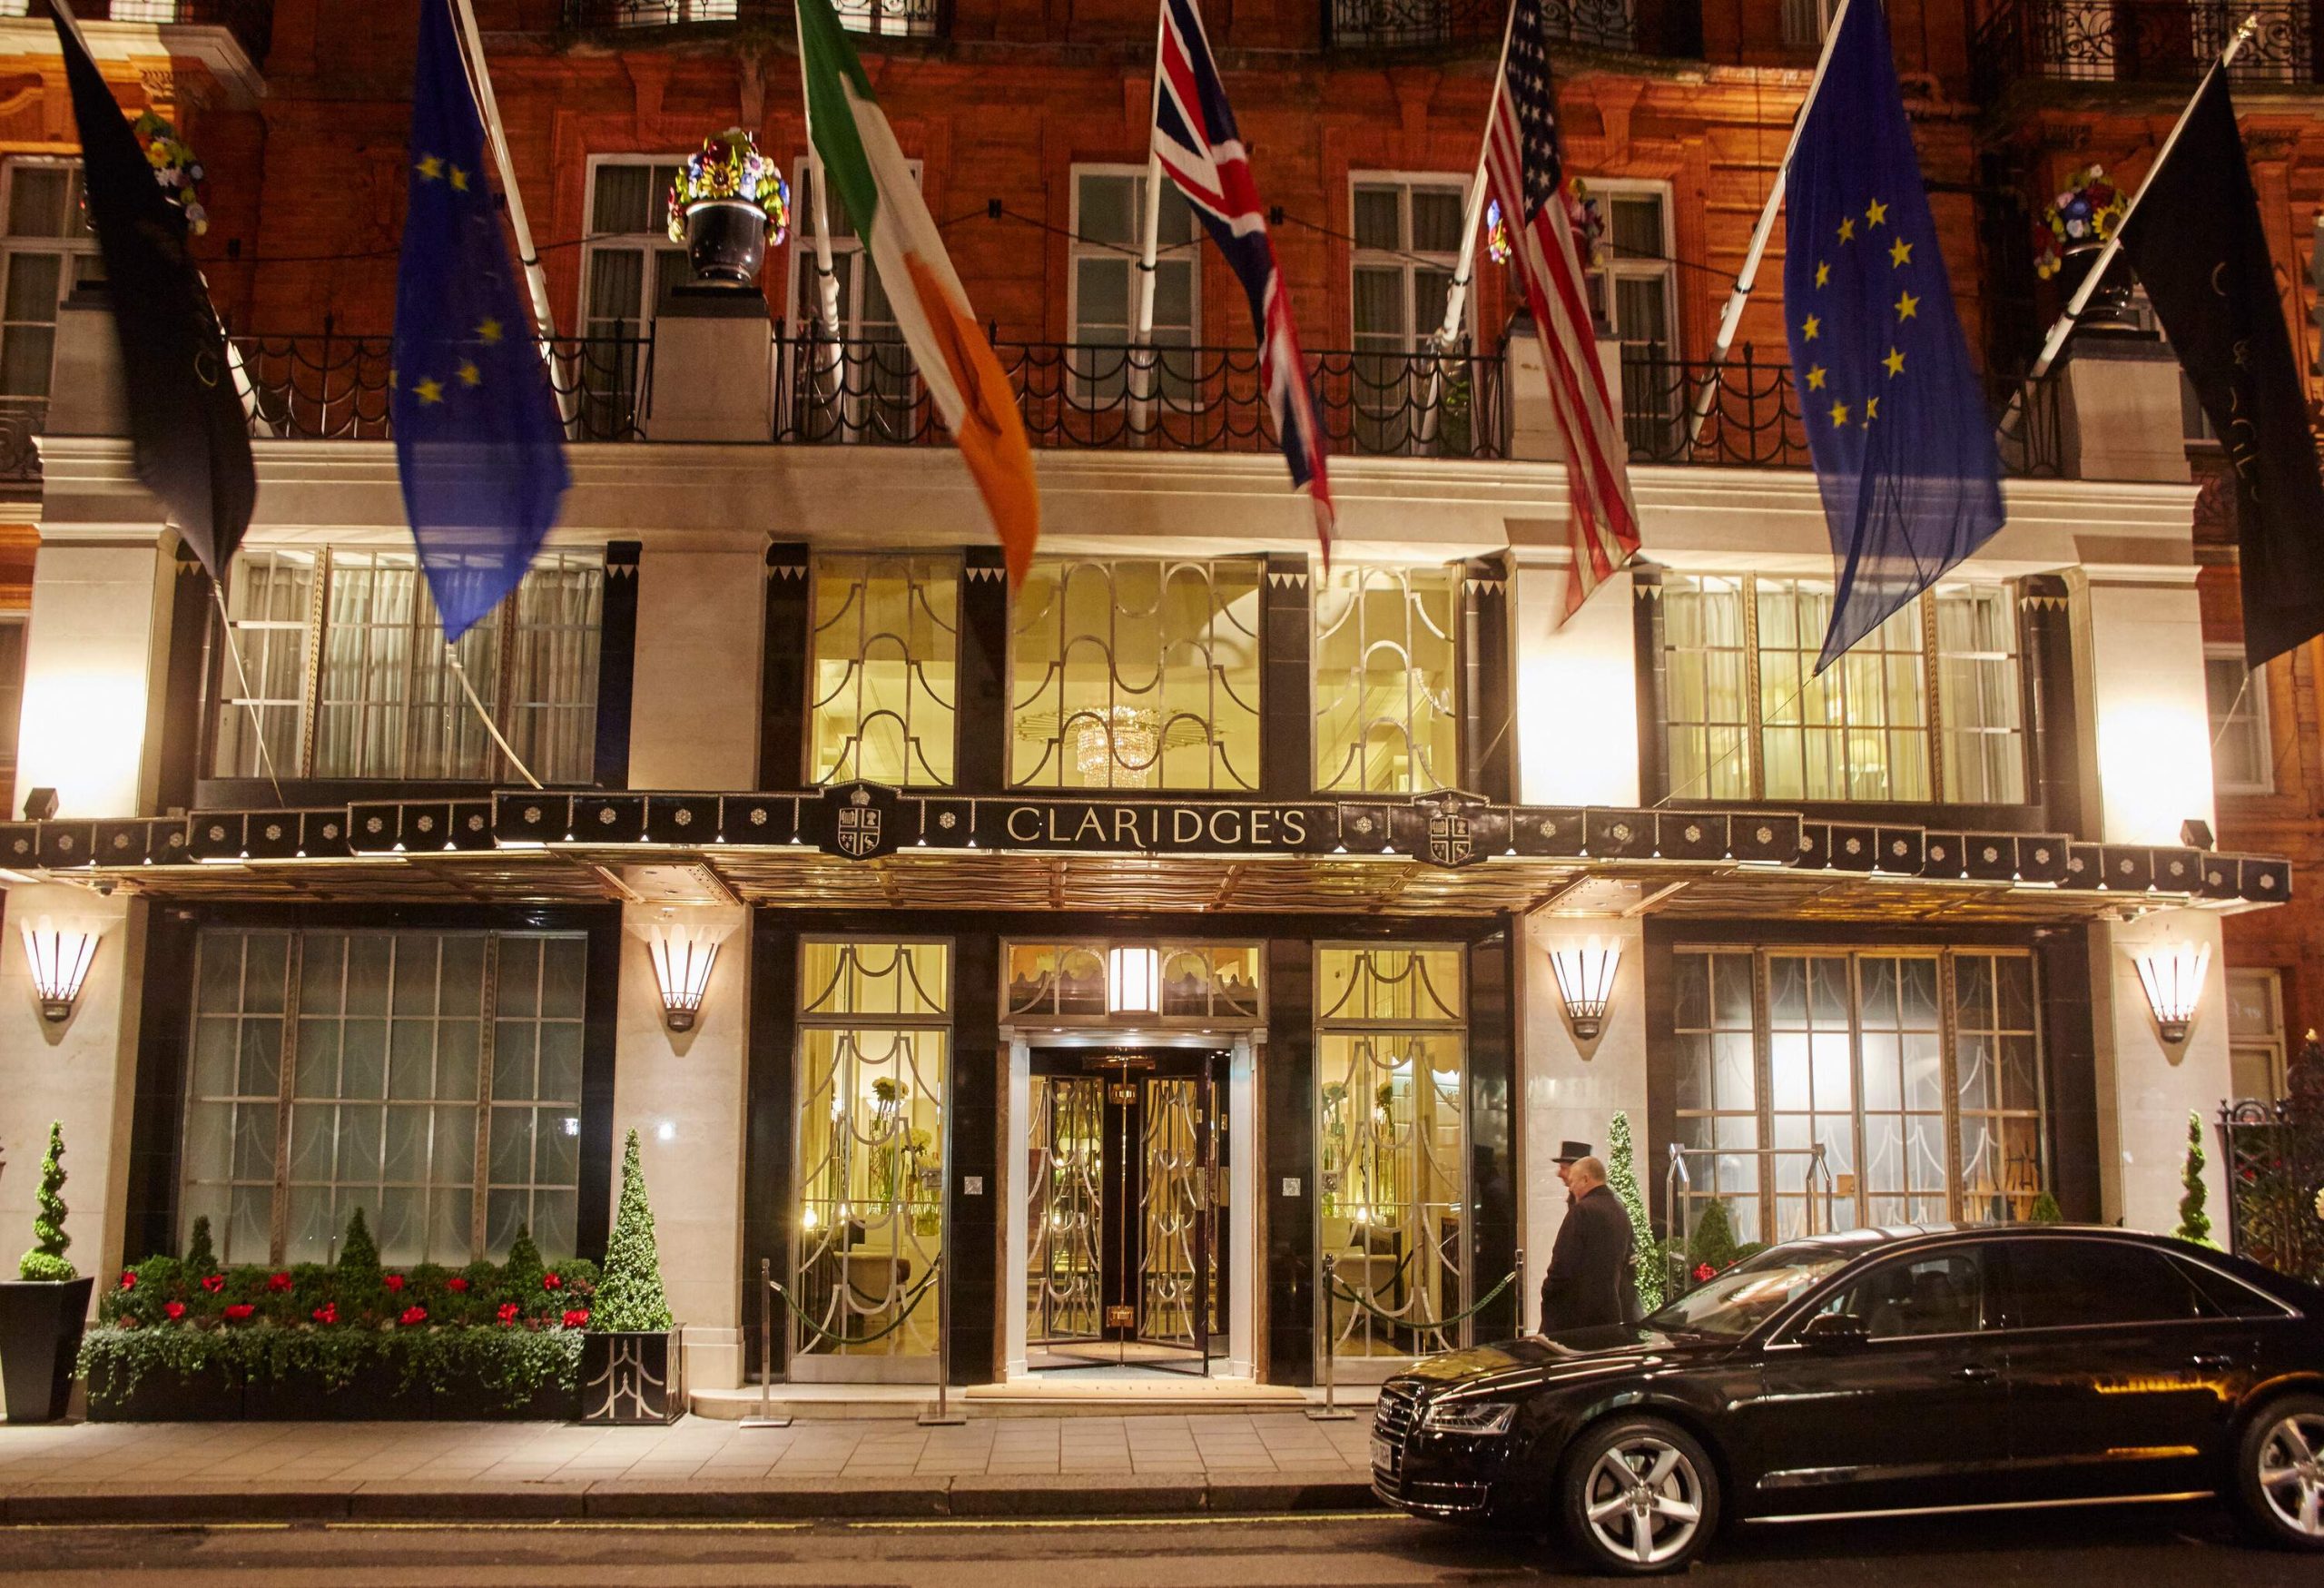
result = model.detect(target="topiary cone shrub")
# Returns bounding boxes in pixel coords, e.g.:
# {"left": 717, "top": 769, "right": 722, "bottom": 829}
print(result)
{"left": 593, "top": 1129, "right": 673, "bottom": 1334}
{"left": 19, "top": 1120, "right": 75, "bottom": 1282}
{"left": 579, "top": 1129, "right": 682, "bottom": 1424}
{"left": 1605, "top": 1112, "right": 1660, "bottom": 1314}
{"left": 2176, "top": 1110, "right": 2218, "bottom": 1248}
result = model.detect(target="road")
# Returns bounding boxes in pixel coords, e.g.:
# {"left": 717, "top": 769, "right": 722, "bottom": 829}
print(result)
{"left": 0, "top": 1500, "right": 2315, "bottom": 1585}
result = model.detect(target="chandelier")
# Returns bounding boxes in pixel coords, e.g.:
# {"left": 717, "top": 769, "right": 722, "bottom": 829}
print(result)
{"left": 1072, "top": 705, "right": 1159, "bottom": 786}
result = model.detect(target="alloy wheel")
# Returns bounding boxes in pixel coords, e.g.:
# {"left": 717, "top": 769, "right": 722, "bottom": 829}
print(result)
{"left": 1581, "top": 1434, "right": 1705, "bottom": 1566}
{"left": 2257, "top": 1410, "right": 2324, "bottom": 1539}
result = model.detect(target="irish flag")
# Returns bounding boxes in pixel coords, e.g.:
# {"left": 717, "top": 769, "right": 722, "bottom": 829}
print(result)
{"left": 796, "top": 0, "right": 1039, "bottom": 586}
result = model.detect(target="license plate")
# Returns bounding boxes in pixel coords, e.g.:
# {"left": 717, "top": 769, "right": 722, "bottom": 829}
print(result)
{"left": 1370, "top": 1435, "right": 1396, "bottom": 1472}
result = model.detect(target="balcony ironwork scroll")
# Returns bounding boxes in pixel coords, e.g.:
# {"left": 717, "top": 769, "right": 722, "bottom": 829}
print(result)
{"left": 1974, "top": 0, "right": 2317, "bottom": 93}
{"left": 2218, "top": 1036, "right": 2324, "bottom": 1287}
{"left": 558, "top": 0, "right": 945, "bottom": 37}
{"left": 1324, "top": 0, "right": 1701, "bottom": 55}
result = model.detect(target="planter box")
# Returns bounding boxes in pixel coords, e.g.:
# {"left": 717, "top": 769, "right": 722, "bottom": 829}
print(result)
{"left": 580, "top": 1328, "right": 684, "bottom": 1424}
{"left": 430, "top": 1371, "right": 580, "bottom": 1422}
{"left": 86, "top": 1358, "right": 245, "bottom": 1422}
{"left": 0, "top": 1277, "right": 94, "bottom": 1423}
{"left": 243, "top": 1357, "right": 433, "bottom": 1421}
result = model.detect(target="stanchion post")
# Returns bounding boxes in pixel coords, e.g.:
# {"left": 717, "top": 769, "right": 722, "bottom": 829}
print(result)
{"left": 1514, "top": 1245, "right": 1527, "bottom": 1336}
{"left": 741, "top": 1257, "right": 792, "bottom": 1428}
{"left": 918, "top": 1255, "right": 966, "bottom": 1425}
{"left": 1306, "top": 1250, "right": 1356, "bottom": 1422}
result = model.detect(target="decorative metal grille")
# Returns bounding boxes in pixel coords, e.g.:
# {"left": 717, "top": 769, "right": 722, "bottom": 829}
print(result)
{"left": 1313, "top": 565, "right": 1460, "bottom": 795}
{"left": 561, "top": 0, "right": 946, "bottom": 36}
{"left": 1974, "top": 0, "right": 2316, "bottom": 89}
{"left": 1325, "top": 0, "right": 1636, "bottom": 51}
{"left": 793, "top": 941, "right": 950, "bottom": 1360}
{"left": 1139, "top": 1076, "right": 1218, "bottom": 1350}
{"left": 1026, "top": 1076, "right": 1106, "bottom": 1346}
{"left": 1316, "top": 946, "right": 1467, "bottom": 1364}
{"left": 229, "top": 328, "right": 651, "bottom": 443}
{"left": 2220, "top": 1037, "right": 2324, "bottom": 1286}
{"left": 807, "top": 553, "right": 960, "bottom": 787}
{"left": 1009, "top": 559, "right": 1263, "bottom": 791}
{"left": 1004, "top": 942, "right": 1264, "bottom": 1027}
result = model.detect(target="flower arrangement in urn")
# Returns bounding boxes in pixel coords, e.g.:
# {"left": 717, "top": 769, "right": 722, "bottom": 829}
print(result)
{"left": 666, "top": 127, "right": 791, "bottom": 286}
{"left": 133, "top": 110, "right": 208, "bottom": 235}
{"left": 2032, "top": 165, "right": 2128, "bottom": 279}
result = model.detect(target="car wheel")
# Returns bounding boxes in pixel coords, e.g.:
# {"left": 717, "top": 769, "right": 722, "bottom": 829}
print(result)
{"left": 2231, "top": 1394, "right": 2324, "bottom": 1550}
{"left": 1557, "top": 1415, "right": 1720, "bottom": 1575}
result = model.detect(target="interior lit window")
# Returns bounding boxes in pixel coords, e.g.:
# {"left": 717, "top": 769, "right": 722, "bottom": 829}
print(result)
{"left": 808, "top": 552, "right": 960, "bottom": 786}
{"left": 1313, "top": 563, "right": 1460, "bottom": 794}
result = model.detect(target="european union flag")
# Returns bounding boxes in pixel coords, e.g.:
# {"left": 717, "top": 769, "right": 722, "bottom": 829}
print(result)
{"left": 391, "top": 0, "right": 567, "bottom": 644}
{"left": 1783, "top": 0, "right": 2003, "bottom": 672}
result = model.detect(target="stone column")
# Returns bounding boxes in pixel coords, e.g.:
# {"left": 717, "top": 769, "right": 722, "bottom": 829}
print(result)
{"left": 625, "top": 543, "right": 765, "bottom": 792}
{"left": 2075, "top": 571, "right": 2214, "bottom": 846}
{"left": 1511, "top": 561, "right": 1640, "bottom": 806}
{"left": 2088, "top": 907, "right": 2230, "bottom": 1234}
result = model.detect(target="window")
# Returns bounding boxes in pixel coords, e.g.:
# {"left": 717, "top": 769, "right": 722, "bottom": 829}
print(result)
{"left": 808, "top": 553, "right": 960, "bottom": 786}
{"left": 578, "top": 158, "right": 683, "bottom": 439}
{"left": 1817, "top": 1248, "right": 1992, "bottom": 1339}
{"left": 2206, "top": 647, "right": 2272, "bottom": 795}
{"left": 1313, "top": 563, "right": 1461, "bottom": 794}
{"left": 1584, "top": 183, "right": 1680, "bottom": 451}
{"left": 1069, "top": 168, "right": 1198, "bottom": 403}
{"left": 0, "top": 160, "right": 100, "bottom": 432}
{"left": 1780, "top": 0, "right": 1831, "bottom": 49}
{"left": 2003, "top": 1238, "right": 2214, "bottom": 1330}
{"left": 1672, "top": 946, "right": 2047, "bottom": 1244}
{"left": 793, "top": 940, "right": 951, "bottom": 1364}
{"left": 2227, "top": 967, "right": 2287, "bottom": 1103}
{"left": 0, "top": 612, "right": 25, "bottom": 795}
{"left": 1316, "top": 945, "right": 1467, "bottom": 1363}
{"left": 788, "top": 159, "right": 918, "bottom": 442}
{"left": 1351, "top": 176, "right": 1466, "bottom": 455}
{"left": 180, "top": 928, "right": 588, "bottom": 1267}
{"left": 212, "top": 547, "right": 603, "bottom": 784}
{"left": 1004, "top": 941, "right": 1263, "bottom": 1026}
{"left": 1659, "top": 574, "right": 2027, "bottom": 804}
{"left": 1009, "top": 557, "right": 1262, "bottom": 791}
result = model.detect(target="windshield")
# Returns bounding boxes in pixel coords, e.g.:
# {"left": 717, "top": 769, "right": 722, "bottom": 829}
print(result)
{"left": 1646, "top": 1247, "right": 1851, "bottom": 1339}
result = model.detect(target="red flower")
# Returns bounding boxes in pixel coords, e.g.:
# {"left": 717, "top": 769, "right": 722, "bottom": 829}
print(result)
{"left": 266, "top": 1272, "right": 291, "bottom": 1293}
{"left": 118, "top": 1271, "right": 136, "bottom": 1291}
{"left": 561, "top": 1308, "right": 590, "bottom": 1328}
{"left": 384, "top": 1274, "right": 407, "bottom": 1293}
{"left": 399, "top": 1305, "right": 428, "bottom": 1327}
{"left": 1692, "top": 1262, "right": 1717, "bottom": 1283}
{"left": 200, "top": 1274, "right": 225, "bottom": 1294}
{"left": 223, "top": 1304, "right": 255, "bottom": 1323}
{"left": 497, "top": 1302, "right": 520, "bottom": 1325}
{"left": 311, "top": 1303, "right": 339, "bottom": 1325}
{"left": 542, "top": 1273, "right": 563, "bottom": 1291}
{"left": 163, "top": 1300, "right": 187, "bottom": 1321}
{"left": 447, "top": 1277, "right": 470, "bottom": 1294}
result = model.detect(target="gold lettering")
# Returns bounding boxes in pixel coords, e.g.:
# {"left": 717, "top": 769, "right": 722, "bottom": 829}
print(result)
{"left": 1007, "top": 806, "right": 1040, "bottom": 843}
{"left": 1047, "top": 807, "right": 1066, "bottom": 843}
{"left": 1208, "top": 808, "right": 1243, "bottom": 847}
{"left": 1113, "top": 807, "right": 1139, "bottom": 846}
{"left": 1251, "top": 810, "right": 1274, "bottom": 846}
{"left": 1173, "top": 808, "right": 1202, "bottom": 844}
{"left": 1075, "top": 807, "right": 1106, "bottom": 843}
{"left": 1281, "top": 809, "right": 1308, "bottom": 846}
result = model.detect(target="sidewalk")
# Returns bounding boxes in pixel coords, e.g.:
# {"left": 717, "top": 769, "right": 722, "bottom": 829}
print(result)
{"left": 0, "top": 1409, "right": 1381, "bottom": 1523}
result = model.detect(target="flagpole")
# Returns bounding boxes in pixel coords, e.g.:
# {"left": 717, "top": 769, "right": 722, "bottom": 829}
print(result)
{"left": 793, "top": 0, "right": 846, "bottom": 407}
{"left": 1421, "top": 0, "right": 1516, "bottom": 445}
{"left": 2022, "top": 14, "right": 2259, "bottom": 386}
{"left": 1129, "top": 0, "right": 1169, "bottom": 436}
{"left": 1683, "top": 0, "right": 1856, "bottom": 448}
{"left": 447, "top": 0, "right": 557, "bottom": 350}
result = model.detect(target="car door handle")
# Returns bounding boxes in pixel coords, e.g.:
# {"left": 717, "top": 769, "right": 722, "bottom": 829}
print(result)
{"left": 1954, "top": 1364, "right": 1999, "bottom": 1383}
{"left": 2191, "top": 1353, "right": 2235, "bottom": 1370}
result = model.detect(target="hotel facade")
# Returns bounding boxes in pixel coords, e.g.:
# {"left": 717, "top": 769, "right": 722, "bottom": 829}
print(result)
{"left": 0, "top": 0, "right": 2306, "bottom": 1402}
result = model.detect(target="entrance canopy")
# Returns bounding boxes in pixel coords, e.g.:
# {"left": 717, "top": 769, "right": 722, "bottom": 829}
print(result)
{"left": 5, "top": 784, "right": 2290, "bottom": 921}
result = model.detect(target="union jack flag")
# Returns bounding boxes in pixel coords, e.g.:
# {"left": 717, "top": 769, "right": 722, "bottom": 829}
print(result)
{"left": 1151, "top": 0, "right": 1334, "bottom": 559}
{"left": 1486, "top": 0, "right": 1640, "bottom": 611}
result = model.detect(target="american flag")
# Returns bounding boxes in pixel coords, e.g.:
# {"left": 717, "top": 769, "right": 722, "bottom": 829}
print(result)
{"left": 1485, "top": 0, "right": 1640, "bottom": 611}
{"left": 1152, "top": 0, "right": 1334, "bottom": 559}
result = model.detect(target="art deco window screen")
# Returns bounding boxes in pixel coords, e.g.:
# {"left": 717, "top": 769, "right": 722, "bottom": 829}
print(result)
{"left": 1003, "top": 941, "right": 1263, "bottom": 1027}
{"left": 1672, "top": 945, "right": 2046, "bottom": 1244}
{"left": 808, "top": 553, "right": 960, "bottom": 786}
{"left": 794, "top": 940, "right": 952, "bottom": 1362}
{"left": 1315, "top": 945, "right": 1468, "bottom": 1365}
{"left": 181, "top": 928, "right": 588, "bottom": 1268}
{"left": 1010, "top": 558, "right": 1262, "bottom": 791}
{"left": 1313, "top": 564, "right": 1461, "bottom": 795}
{"left": 214, "top": 547, "right": 603, "bottom": 784}
{"left": 1660, "top": 574, "right": 2026, "bottom": 804}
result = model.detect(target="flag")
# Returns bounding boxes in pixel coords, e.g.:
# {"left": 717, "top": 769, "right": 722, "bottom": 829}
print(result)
{"left": 1782, "top": 0, "right": 2003, "bottom": 673}
{"left": 50, "top": 2, "right": 253, "bottom": 581}
{"left": 796, "top": 0, "right": 1039, "bottom": 587}
{"left": 1151, "top": 0, "right": 1333, "bottom": 558}
{"left": 2117, "top": 74, "right": 2324, "bottom": 670}
{"left": 391, "top": 0, "right": 568, "bottom": 644}
{"left": 1484, "top": 0, "right": 1640, "bottom": 615}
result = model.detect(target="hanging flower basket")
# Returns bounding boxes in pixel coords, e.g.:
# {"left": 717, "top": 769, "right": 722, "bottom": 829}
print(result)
{"left": 2033, "top": 165, "right": 2140, "bottom": 332}
{"left": 667, "top": 127, "right": 790, "bottom": 288}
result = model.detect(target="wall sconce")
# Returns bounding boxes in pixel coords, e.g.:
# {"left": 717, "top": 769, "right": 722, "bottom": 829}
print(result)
{"left": 1108, "top": 944, "right": 1160, "bottom": 1016}
{"left": 1548, "top": 938, "right": 1621, "bottom": 1041}
{"left": 21, "top": 915, "right": 100, "bottom": 1022}
{"left": 634, "top": 912, "right": 734, "bottom": 1033}
{"left": 2132, "top": 940, "right": 2211, "bottom": 1044}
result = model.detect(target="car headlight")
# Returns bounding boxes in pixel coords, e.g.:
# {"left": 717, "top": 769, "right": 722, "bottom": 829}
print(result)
{"left": 1419, "top": 1399, "right": 1517, "bottom": 1436}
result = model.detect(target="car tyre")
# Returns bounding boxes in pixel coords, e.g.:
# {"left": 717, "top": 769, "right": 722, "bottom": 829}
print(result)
{"left": 1556, "top": 1415, "right": 1720, "bottom": 1576}
{"left": 2230, "top": 1394, "right": 2324, "bottom": 1551}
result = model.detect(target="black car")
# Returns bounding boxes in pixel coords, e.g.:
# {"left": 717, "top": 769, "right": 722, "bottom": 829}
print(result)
{"left": 1371, "top": 1225, "right": 2324, "bottom": 1574}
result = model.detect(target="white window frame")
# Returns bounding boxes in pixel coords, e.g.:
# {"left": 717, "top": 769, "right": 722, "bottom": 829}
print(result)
{"left": 1066, "top": 163, "right": 1201, "bottom": 402}
{"left": 1347, "top": 172, "right": 1474, "bottom": 351}
{"left": 2206, "top": 645, "right": 2274, "bottom": 796}
{"left": 785, "top": 154, "right": 921, "bottom": 341}
{"left": 579, "top": 155, "right": 688, "bottom": 335}
{"left": 1583, "top": 178, "right": 1678, "bottom": 352}
{"left": 2226, "top": 966, "right": 2288, "bottom": 1103}
{"left": 0, "top": 158, "right": 101, "bottom": 413}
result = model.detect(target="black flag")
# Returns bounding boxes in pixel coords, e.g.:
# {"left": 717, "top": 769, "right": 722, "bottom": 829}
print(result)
{"left": 2118, "top": 74, "right": 2324, "bottom": 669}
{"left": 50, "top": 4, "right": 253, "bottom": 578}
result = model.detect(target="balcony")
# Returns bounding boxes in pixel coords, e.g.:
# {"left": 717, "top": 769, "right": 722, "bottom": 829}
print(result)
{"left": 1974, "top": 0, "right": 2317, "bottom": 93}
{"left": 0, "top": 2, "right": 273, "bottom": 63}
{"left": 229, "top": 327, "right": 652, "bottom": 444}
{"left": 558, "top": 0, "right": 944, "bottom": 37}
{"left": 1324, "top": 0, "right": 1702, "bottom": 56}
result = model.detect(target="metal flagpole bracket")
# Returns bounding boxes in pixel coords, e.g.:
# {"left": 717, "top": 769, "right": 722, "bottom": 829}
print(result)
{"left": 1305, "top": 1251, "right": 1358, "bottom": 1421}
{"left": 739, "top": 1257, "right": 793, "bottom": 1428}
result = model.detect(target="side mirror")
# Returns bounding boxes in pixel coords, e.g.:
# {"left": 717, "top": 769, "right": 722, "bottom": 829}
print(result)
{"left": 1798, "top": 1311, "right": 1871, "bottom": 1347}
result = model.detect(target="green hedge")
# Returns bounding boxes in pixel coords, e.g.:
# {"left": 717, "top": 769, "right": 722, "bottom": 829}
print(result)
{"left": 78, "top": 1320, "right": 583, "bottom": 1410}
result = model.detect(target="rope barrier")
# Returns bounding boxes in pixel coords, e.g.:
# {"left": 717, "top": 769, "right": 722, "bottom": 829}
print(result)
{"left": 769, "top": 1264, "right": 942, "bottom": 1348}
{"left": 1324, "top": 1267, "right": 1517, "bottom": 1332}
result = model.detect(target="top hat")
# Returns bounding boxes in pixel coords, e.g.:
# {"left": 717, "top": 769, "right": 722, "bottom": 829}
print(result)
{"left": 1552, "top": 1140, "right": 1593, "bottom": 1164}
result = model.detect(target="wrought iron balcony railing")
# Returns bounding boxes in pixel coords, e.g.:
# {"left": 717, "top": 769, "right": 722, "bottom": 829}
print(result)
{"left": 4, "top": 2, "right": 275, "bottom": 64}
{"left": 0, "top": 396, "right": 45, "bottom": 487}
{"left": 558, "top": 0, "right": 944, "bottom": 37}
{"left": 1324, "top": 0, "right": 1703, "bottom": 56}
{"left": 1973, "top": 0, "right": 2317, "bottom": 93}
